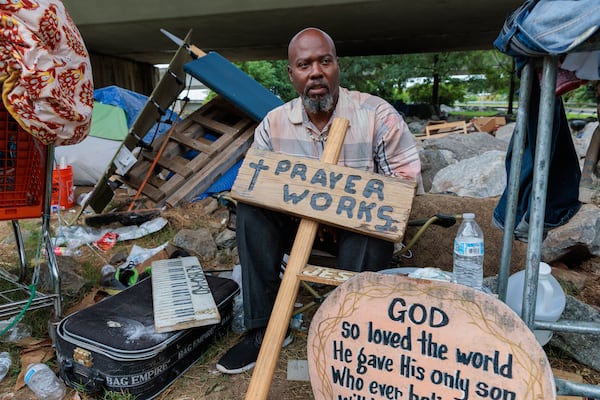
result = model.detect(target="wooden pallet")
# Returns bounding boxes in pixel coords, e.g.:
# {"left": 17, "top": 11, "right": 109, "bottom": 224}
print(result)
{"left": 118, "top": 96, "right": 256, "bottom": 207}
{"left": 423, "top": 120, "right": 467, "bottom": 138}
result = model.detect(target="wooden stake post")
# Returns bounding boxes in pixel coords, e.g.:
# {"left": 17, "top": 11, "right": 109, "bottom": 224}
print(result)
{"left": 231, "top": 118, "right": 416, "bottom": 399}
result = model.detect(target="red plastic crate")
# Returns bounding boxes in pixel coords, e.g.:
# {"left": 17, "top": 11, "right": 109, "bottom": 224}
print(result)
{"left": 0, "top": 104, "right": 47, "bottom": 220}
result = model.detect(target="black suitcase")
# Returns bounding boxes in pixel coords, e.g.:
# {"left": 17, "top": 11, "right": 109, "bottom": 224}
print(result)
{"left": 55, "top": 274, "right": 239, "bottom": 399}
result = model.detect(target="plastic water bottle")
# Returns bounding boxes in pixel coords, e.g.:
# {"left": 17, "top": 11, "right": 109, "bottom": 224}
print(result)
{"left": 231, "top": 294, "right": 245, "bottom": 334}
{"left": 291, "top": 302, "right": 304, "bottom": 330}
{"left": 452, "top": 213, "right": 484, "bottom": 290}
{"left": 52, "top": 246, "right": 82, "bottom": 257}
{"left": 0, "top": 319, "right": 31, "bottom": 342}
{"left": 230, "top": 264, "right": 245, "bottom": 334}
{"left": 0, "top": 352, "right": 11, "bottom": 381}
{"left": 506, "top": 262, "right": 566, "bottom": 346}
{"left": 24, "top": 363, "right": 67, "bottom": 400}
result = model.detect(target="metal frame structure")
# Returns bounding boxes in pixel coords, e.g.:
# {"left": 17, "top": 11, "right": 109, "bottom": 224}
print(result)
{"left": 0, "top": 144, "right": 61, "bottom": 322}
{"left": 497, "top": 37, "right": 600, "bottom": 397}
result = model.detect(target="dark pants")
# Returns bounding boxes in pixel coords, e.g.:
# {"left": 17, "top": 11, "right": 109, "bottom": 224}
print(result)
{"left": 236, "top": 202, "right": 394, "bottom": 329}
{"left": 493, "top": 76, "right": 581, "bottom": 239}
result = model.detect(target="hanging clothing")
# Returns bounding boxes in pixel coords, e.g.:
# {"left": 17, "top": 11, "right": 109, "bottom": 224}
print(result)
{"left": 493, "top": 74, "right": 581, "bottom": 241}
{"left": 0, "top": 0, "right": 93, "bottom": 145}
{"left": 495, "top": 0, "right": 600, "bottom": 57}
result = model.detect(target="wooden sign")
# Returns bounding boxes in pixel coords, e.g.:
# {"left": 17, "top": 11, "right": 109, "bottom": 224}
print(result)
{"left": 300, "top": 265, "right": 358, "bottom": 286}
{"left": 244, "top": 118, "right": 350, "bottom": 400}
{"left": 151, "top": 256, "right": 220, "bottom": 333}
{"left": 231, "top": 148, "right": 416, "bottom": 242}
{"left": 308, "top": 272, "right": 556, "bottom": 400}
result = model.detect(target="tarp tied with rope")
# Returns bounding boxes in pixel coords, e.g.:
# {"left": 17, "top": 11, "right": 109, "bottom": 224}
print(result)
{"left": 0, "top": 0, "right": 93, "bottom": 146}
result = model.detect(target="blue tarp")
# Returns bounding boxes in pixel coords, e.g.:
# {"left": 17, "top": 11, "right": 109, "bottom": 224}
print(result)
{"left": 194, "top": 159, "right": 244, "bottom": 201}
{"left": 94, "top": 86, "right": 176, "bottom": 144}
{"left": 184, "top": 52, "right": 283, "bottom": 123}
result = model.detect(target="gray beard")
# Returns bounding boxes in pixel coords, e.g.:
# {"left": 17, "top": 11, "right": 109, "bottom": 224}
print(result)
{"left": 302, "top": 93, "right": 334, "bottom": 114}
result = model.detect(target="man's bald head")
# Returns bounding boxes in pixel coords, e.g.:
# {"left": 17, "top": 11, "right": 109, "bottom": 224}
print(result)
{"left": 287, "top": 28, "right": 340, "bottom": 116}
{"left": 287, "top": 27, "right": 337, "bottom": 63}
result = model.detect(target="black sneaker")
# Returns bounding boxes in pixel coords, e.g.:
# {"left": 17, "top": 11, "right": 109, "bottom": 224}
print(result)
{"left": 216, "top": 327, "right": 293, "bottom": 374}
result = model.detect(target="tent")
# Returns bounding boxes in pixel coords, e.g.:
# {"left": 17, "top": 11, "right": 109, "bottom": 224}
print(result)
{"left": 55, "top": 101, "right": 128, "bottom": 185}
{"left": 56, "top": 86, "right": 175, "bottom": 185}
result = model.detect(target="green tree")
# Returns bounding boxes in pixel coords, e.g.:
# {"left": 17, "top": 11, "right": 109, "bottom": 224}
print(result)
{"left": 407, "top": 81, "right": 465, "bottom": 106}
{"left": 236, "top": 60, "right": 296, "bottom": 102}
{"left": 232, "top": 50, "right": 515, "bottom": 112}
{"left": 397, "top": 50, "right": 514, "bottom": 109}
{"left": 563, "top": 81, "right": 597, "bottom": 105}
{"left": 338, "top": 55, "right": 409, "bottom": 103}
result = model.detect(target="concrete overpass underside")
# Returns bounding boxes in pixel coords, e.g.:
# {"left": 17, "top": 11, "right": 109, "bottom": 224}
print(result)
{"left": 62, "top": 0, "right": 523, "bottom": 92}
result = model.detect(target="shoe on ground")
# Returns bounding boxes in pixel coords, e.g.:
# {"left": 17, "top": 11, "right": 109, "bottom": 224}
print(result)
{"left": 216, "top": 327, "right": 293, "bottom": 374}
{"left": 115, "top": 263, "right": 139, "bottom": 287}
{"left": 99, "top": 273, "right": 128, "bottom": 295}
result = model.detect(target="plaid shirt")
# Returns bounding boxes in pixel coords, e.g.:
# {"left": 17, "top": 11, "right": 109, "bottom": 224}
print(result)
{"left": 253, "top": 87, "right": 422, "bottom": 185}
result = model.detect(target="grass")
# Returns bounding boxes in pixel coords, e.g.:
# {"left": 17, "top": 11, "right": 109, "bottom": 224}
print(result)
{"left": 71, "top": 384, "right": 140, "bottom": 400}
{"left": 567, "top": 112, "right": 597, "bottom": 120}
{"left": 100, "top": 389, "right": 139, "bottom": 400}
{"left": 80, "top": 257, "right": 102, "bottom": 286}
{"left": 449, "top": 105, "right": 597, "bottom": 122}
{"left": 449, "top": 110, "right": 500, "bottom": 119}
{"left": 3, "top": 197, "right": 598, "bottom": 398}
{"left": 0, "top": 210, "right": 175, "bottom": 399}
{"left": 451, "top": 110, "right": 596, "bottom": 122}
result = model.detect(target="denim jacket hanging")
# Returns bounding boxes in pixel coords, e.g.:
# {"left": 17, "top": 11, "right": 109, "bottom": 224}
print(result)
{"left": 495, "top": 0, "right": 600, "bottom": 57}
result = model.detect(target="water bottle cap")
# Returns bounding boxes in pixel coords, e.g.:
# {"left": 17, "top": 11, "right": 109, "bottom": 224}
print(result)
{"left": 463, "top": 213, "right": 475, "bottom": 219}
{"left": 539, "top": 262, "right": 551, "bottom": 275}
{"left": 24, "top": 363, "right": 42, "bottom": 384}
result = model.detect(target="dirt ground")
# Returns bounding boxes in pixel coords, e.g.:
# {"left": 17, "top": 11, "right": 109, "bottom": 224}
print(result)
{"left": 1, "top": 192, "right": 599, "bottom": 399}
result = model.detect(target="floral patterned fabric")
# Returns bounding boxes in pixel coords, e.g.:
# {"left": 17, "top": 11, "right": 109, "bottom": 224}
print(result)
{"left": 0, "top": 0, "right": 93, "bottom": 145}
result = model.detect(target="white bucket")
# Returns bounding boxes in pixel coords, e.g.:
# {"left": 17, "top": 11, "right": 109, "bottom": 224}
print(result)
{"left": 506, "top": 262, "right": 566, "bottom": 346}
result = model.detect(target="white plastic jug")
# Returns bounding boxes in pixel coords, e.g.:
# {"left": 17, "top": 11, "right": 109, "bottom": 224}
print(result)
{"left": 506, "top": 262, "right": 566, "bottom": 346}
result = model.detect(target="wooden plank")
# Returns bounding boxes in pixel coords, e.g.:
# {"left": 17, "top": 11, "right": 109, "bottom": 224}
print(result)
{"left": 418, "top": 130, "right": 461, "bottom": 140}
{"left": 425, "top": 120, "right": 467, "bottom": 137}
{"left": 299, "top": 265, "right": 357, "bottom": 286}
{"left": 120, "top": 97, "right": 256, "bottom": 207}
{"left": 190, "top": 114, "right": 239, "bottom": 136}
{"left": 170, "top": 131, "right": 216, "bottom": 153}
{"left": 155, "top": 154, "right": 194, "bottom": 178}
{"left": 157, "top": 152, "right": 210, "bottom": 196}
{"left": 116, "top": 174, "right": 166, "bottom": 203}
{"left": 472, "top": 116, "right": 507, "bottom": 133}
{"left": 209, "top": 132, "right": 237, "bottom": 152}
{"left": 157, "top": 122, "right": 255, "bottom": 201}
{"left": 554, "top": 369, "right": 584, "bottom": 400}
{"left": 182, "top": 147, "right": 218, "bottom": 172}
{"left": 139, "top": 145, "right": 193, "bottom": 176}
{"left": 115, "top": 160, "right": 167, "bottom": 202}
{"left": 176, "top": 117, "right": 207, "bottom": 138}
{"left": 231, "top": 148, "right": 416, "bottom": 242}
{"left": 164, "top": 126, "right": 255, "bottom": 206}
{"left": 192, "top": 117, "right": 252, "bottom": 155}
{"left": 122, "top": 160, "right": 153, "bottom": 184}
